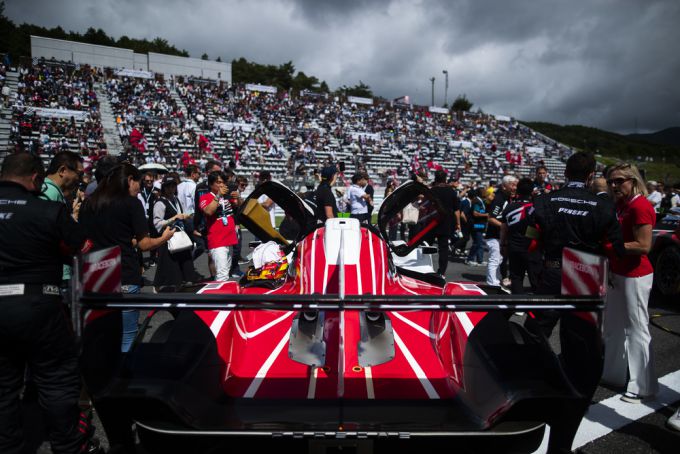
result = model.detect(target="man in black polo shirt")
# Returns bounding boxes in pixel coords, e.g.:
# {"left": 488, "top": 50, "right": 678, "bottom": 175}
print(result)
{"left": 315, "top": 165, "right": 338, "bottom": 222}
{"left": 430, "top": 170, "right": 460, "bottom": 277}
{"left": 0, "top": 153, "right": 93, "bottom": 454}
{"left": 531, "top": 152, "right": 624, "bottom": 332}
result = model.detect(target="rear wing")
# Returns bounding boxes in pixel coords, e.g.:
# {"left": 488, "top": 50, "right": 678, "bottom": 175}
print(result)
{"left": 71, "top": 246, "right": 607, "bottom": 336}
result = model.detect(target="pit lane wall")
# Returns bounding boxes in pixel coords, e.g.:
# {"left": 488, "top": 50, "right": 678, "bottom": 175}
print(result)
{"left": 30, "top": 36, "right": 231, "bottom": 83}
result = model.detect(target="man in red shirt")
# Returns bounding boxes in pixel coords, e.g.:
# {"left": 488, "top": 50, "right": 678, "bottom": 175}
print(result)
{"left": 199, "top": 171, "right": 239, "bottom": 281}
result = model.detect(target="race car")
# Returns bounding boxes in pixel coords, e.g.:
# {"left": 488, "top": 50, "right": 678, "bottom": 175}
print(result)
{"left": 75, "top": 180, "right": 607, "bottom": 454}
{"left": 650, "top": 207, "right": 680, "bottom": 297}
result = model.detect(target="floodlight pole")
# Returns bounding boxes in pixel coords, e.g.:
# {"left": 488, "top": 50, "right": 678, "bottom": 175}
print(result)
{"left": 429, "top": 77, "right": 435, "bottom": 107}
{"left": 442, "top": 70, "right": 449, "bottom": 107}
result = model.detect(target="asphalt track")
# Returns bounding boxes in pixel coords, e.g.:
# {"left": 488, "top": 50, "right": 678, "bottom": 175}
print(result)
{"left": 31, "top": 232, "right": 680, "bottom": 453}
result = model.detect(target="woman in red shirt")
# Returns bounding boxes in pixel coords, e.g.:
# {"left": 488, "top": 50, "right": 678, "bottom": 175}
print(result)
{"left": 602, "top": 163, "right": 658, "bottom": 403}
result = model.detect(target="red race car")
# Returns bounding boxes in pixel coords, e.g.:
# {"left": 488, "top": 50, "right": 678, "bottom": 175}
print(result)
{"left": 76, "top": 180, "right": 606, "bottom": 454}
{"left": 650, "top": 207, "right": 680, "bottom": 297}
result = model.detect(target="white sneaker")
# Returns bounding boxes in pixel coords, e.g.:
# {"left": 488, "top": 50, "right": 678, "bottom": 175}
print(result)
{"left": 668, "top": 407, "right": 680, "bottom": 431}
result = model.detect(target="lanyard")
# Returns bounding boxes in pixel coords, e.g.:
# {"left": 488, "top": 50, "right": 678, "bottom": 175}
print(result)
{"left": 141, "top": 188, "right": 152, "bottom": 205}
{"left": 164, "top": 197, "right": 182, "bottom": 215}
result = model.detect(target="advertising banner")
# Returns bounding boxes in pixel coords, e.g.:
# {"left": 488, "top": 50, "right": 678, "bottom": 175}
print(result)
{"left": 115, "top": 68, "right": 154, "bottom": 79}
{"left": 347, "top": 96, "right": 373, "bottom": 105}
{"left": 428, "top": 106, "right": 449, "bottom": 114}
{"left": 246, "top": 83, "right": 277, "bottom": 94}
{"left": 26, "top": 107, "right": 89, "bottom": 120}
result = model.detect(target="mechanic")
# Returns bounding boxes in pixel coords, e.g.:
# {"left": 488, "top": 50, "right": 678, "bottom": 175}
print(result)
{"left": 530, "top": 152, "right": 624, "bottom": 333}
{"left": 315, "top": 165, "right": 338, "bottom": 222}
{"left": 0, "top": 153, "right": 94, "bottom": 454}
{"left": 500, "top": 177, "right": 539, "bottom": 294}
{"left": 527, "top": 151, "right": 625, "bottom": 454}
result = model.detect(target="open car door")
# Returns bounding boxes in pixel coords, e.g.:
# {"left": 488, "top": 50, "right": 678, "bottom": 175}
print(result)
{"left": 237, "top": 180, "right": 317, "bottom": 250}
{"left": 377, "top": 180, "right": 446, "bottom": 256}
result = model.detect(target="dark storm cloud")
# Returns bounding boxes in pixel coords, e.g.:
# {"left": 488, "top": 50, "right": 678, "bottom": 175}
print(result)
{"left": 5, "top": 0, "right": 679, "bottom": 132}
{"left": 287, "top": 0, "right": 389, "bottom": 23}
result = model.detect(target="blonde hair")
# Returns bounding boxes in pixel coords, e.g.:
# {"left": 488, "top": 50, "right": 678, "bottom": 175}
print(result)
{"left": 606, "top": 163, "right": 648, "bottom": 197}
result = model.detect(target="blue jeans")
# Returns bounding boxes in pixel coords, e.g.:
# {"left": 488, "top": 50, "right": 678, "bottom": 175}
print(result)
{"left": 467, "top": 231, "right": 485, "bottom": 263}
{"left": 120, "top": 285, "right": 140, "bottom": 353}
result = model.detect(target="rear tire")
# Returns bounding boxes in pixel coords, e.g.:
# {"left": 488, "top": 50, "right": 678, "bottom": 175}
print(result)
{"left": 655, "top": 246, "right": 680, "bottom": 296}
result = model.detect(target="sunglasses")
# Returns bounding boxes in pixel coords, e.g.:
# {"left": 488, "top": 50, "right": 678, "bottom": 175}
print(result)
{"left": 606, "top": 177, "right": 631, "bottom": 186}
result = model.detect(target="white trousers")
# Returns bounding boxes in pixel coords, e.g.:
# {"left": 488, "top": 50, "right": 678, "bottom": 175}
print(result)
{"left": 602, "top": 272, "right": 658, "bottom": 396}
{"left": 485, "top": 238, "right": 502, "bottom": 286}
{"left": 209, "top": 246, "right": 233, "bottom": 281}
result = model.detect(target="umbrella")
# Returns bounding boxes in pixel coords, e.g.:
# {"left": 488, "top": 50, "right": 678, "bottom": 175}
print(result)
{"left": 138, "top": 163, "right": 169, "bottom": 173}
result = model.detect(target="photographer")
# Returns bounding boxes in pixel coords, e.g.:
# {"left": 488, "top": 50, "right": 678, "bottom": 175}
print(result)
{"left": 152, "top": 176, "right": 199, "bottom": 291}
{"left": 199, "top": 171, "right": 239, "bottom": 281}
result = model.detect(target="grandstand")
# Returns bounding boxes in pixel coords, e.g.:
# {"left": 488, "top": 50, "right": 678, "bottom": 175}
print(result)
{"left": 1, "top": 53, "right": 572, "bottom": 199}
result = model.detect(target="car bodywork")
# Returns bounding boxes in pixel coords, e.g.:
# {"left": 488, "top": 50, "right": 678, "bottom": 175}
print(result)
{"left": 650, "top": 207, "right": 680, "bottom": 297}
{"left": 76, "top": 181, "right": 606, "bottom": 453}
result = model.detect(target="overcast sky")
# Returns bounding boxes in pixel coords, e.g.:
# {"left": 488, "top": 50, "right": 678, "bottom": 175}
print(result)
{"left": 6, "top": 0, "right": 680, "bottom": 133}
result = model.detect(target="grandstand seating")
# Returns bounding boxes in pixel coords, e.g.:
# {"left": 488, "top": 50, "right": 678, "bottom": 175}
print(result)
{"left": 5, "top": 60, "right": 571, "bottom": 193}
{"left": 5, "top": 62, "right": 107, "bottom": 171}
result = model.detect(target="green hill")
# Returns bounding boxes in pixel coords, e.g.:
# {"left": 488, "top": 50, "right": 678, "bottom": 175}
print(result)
{"left": 628, "top": 127, "right": 680, "bottom": 147}
{"left": 522, "top": 122, "right": 680, "bottom": 182}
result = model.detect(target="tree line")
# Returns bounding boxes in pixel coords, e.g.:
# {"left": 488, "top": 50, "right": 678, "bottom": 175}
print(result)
{"left": 0, "top": 2, "right": 476, "bottom": 109}
{"left": 0, "top": 3, "right": 190, "bottom": 59}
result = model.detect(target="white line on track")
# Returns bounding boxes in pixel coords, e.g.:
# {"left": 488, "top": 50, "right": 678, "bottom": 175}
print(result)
{"left": 572, "top": 369, "right": 680, "bottom": 450}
